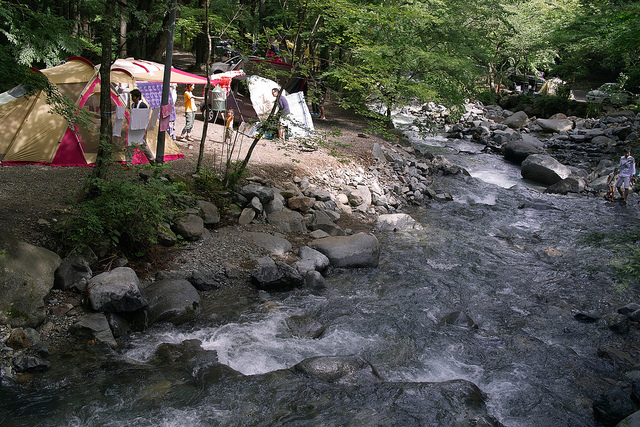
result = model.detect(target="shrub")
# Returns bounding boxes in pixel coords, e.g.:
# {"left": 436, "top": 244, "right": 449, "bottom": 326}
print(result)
{"left": 61, "top": 175, "right": 183, "bottom": 257}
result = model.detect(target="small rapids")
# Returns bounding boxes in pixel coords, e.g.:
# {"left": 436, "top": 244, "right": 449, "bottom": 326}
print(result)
{"left": 3, "top": 135, "right": 640, "bottom": 426}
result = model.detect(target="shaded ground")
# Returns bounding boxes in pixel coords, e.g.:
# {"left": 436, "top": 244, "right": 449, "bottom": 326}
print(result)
{"left": 0, "top": 49, "right": 384, "bottom": 260}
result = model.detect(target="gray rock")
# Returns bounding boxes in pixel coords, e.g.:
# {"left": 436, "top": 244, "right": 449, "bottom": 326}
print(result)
{"left": 536, "top": 118, "right": 574, "bottom": 133}
{"left": 69, "top": 313, "right": 118, "bottom": 349}
{"left": 347, "top": 189, "right": 365, "bottom": 206}
{"left": 310, "top": 233, "right": 380, "bottom": 268}
{"left": 54, "top": 254, "right": 92, "bottom": 292}
{"left": 0, "top": 232, "right": 62, "bottom": 328}
{"left": 298, "top": 246, "right": 330, "bottom": 272}
{"left": 503, "top": 111, "right": 529, "bottom": 129}
{"left": 521, "top": 154, "right": 571, "bottom": 185}
{"left": 105, "top": 312, "right": 132, "bottom": 339}
{"left": 248, "top": 232, "right": 292, "bottom": 255}
{"left": 172, "top": 214, "right": 204, "bottom": 241}
{"left": 157, "top": 222, "right": 177, "bottom": 246}
{"left": 264, "top": 193, "right": 285, "bottom": 215}
{"left": 251, "top": 261, "right": 304, "bottom": 291}
{"left": 375, "top": 213, "right": 421, "bottom": 231}
{"left": 144, "top": 279, "right": 201, "bottom": 325}
{"left": 544, "top": 177, "right": 586, "bottom": 194}
{"left": 267, "top": 210, "right": 307, "bottom": 233}
{"left": 286, "top": 315, "right": 326, "bottom": 339}
{"left": 238, "top": 184, "right": 275, "bottom": 204}
{"left": 249, "top": 196, "right": 263, "bottom": 213}
{"left": 196, "top": 199, "right": 220, "bottom": 226}
{"left": 503, "top": 139, "right": 544, "bottom": 165}
{"left": 304, "top": 270, "right": 328, "bottom": 290}
{"left": 238, "top": 208, "right": 256, "bottom": 226}
{"left": 293, "top": 355, "right": 381, "bottom": 384}
{"left": 87, "top": 267, "right": 148, "bottom": 313}
{"left": 189, "top": 270, "right": 222, "bottom": 291}
{"left": 309, "top": 229, "right": 330, "bottom": 239}
{"left": 12, "top": 354, "right": 50, "bottom": 372}
{"left": 307, "top": 210, "right": 345, "bottom": 236}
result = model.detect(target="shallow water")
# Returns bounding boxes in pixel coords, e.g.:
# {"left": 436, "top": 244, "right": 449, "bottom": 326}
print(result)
{"left": 4, "top": 135, "right": 640, "bottom": 426}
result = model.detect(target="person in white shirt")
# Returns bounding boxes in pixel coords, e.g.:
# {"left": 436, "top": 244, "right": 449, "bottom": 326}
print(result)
{"left": 125, "top": 89, "right": 155, "bottom": 166}
{"left": 615, "top": 148, "right": 636, "bottom": 204}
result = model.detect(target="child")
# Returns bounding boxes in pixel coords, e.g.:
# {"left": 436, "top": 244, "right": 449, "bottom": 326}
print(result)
{"left": 606, "top": 168, "right": 619, "bottom": 201}
{"left": 224, "top": 109, "right": 234, "bottom": 144}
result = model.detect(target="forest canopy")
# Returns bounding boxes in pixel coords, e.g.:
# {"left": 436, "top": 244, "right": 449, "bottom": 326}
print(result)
{"left": 1, "top": 0, "right": 639, "bottom": 115}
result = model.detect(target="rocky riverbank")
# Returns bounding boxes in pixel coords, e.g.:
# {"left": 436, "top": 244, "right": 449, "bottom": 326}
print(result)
{"left": 2, "top": 100, "right": 640, "bottom": 424}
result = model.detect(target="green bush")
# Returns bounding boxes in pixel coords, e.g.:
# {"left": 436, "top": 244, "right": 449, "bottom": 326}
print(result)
{"left": 61, "top": 176, "right": 183, "bottom": 257}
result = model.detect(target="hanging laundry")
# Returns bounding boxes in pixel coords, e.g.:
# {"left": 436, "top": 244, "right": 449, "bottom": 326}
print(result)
{"left": 159, "top": 104, "right": 172, "bottom": 131}
{"left": 115, "top": 105, "right": 125, "bottom": 119}
{"left": 127, "top": 128, "right": 146, "bottom": 145}
{"left": 130, "top": 108, "right": 150, "bottom": 130}
{"left": 147, "top": 107, "right": 159, "bottom": 130}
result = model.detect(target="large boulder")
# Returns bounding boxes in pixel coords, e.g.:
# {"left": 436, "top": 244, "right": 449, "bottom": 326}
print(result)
{"left": 237, "top": 184, "right": 275, "bottom": 205}
{"left": 536, "top": 118, "right": 574, "bottom": 133}
{"left": 503, "top": 137, "right": 545, "bottom": 165}
{"left": 0, "top": 232, "right": 62, "bottom": 327}
{"left": 267, "top": 210, "right": 307, "bottom": 233}
{"left": 544, "top": 177, "right": 586, "bottom": 195}
{"left": 196, "top": 200, "right": 220, "bottom": 226}
{"left": 87, "top": 267, "right": 148, "bottom": 313}
{"left": 309, "top": 233, "right": 380, "bottom": 268}
{"left": 251, "top": 258, "right": 304, "bottom": 291}
{"left": 247, "top": 232, "right": 292, "bottom": 256}
{"left": 143, "top": 278, "right": 201, "bottom": 325}
{"left": 172, "top": 214, "right": 204, "bottom": 241}
{"left": 503, "top": 111, "right": 529, "bottom": 129}
{"left": 521, "top": 154, "right": 571, "bottom": 185}
{"left": 54, "top": 254, "right": 92, "bottom": 292}
{"left": 293, "top": 355, "right": 381, "bottom": 384}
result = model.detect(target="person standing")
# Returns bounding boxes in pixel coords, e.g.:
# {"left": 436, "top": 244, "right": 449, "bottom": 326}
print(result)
{"left": 179, "top": 84, "right": 203, "bottom": 144}
{"left": 272, "top": 88, "right": 290, "bottom": 140}
{"left": 311, "top": 78, "right": 327, "bottom": 120}
{"left": 616, "top": 148, "right": 636, "bottom": 204}
{"left": 126, "top": 89, "right": 155, "bottom": 166}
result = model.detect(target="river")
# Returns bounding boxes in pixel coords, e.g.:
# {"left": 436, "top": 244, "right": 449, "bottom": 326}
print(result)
{"left": 3, "top": 131, "right": 640, "bottom": 426}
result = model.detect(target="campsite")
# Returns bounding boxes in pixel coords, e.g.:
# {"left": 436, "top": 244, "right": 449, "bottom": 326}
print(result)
{"left": 3, "top": 0, "right": 640, "bottom": 425}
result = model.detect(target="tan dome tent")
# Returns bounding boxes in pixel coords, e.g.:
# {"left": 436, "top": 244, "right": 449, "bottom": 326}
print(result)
{"left": 0, "top": 57, "right": 207, "bottom": 166}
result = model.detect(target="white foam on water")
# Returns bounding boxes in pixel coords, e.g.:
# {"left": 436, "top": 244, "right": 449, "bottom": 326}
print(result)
{"left": 123, "top": 310, "right": 378, "bottom": 376}
{"left": 388, "top": 345, "right": 485, "bottom": 385}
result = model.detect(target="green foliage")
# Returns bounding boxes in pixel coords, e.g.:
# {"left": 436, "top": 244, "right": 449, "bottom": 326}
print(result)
{"left": 61, "top": 174, "right": 184, "bottom": 257}
{"left": 582, "top": 226, "right": 640, "bottom": 286}
{"left": 193, "top": 167, "right": 226, "bottom": 201}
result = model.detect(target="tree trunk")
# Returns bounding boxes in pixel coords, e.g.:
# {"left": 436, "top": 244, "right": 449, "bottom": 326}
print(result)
{"left": 119, "top": 0, "right": 127, "bottom": 57}
{"left": 91, "top": 0, "right": 115, "bottom": 185}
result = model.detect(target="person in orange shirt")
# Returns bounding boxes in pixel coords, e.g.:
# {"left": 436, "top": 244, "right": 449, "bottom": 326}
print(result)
{"left": 179, "top": 84, "right": 203, "bottom": 143}
{"left": 224, "top": 109, "right": 234, "bottom": 144}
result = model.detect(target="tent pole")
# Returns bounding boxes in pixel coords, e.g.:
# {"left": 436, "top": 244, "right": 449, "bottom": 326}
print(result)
{"left": 156, "top": 0, "right": 177, "bottom": 165}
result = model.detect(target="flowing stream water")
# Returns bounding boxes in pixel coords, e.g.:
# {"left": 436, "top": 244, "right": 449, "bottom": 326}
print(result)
{"left": 3, "top": 129, "right": 640, "bottom": 426}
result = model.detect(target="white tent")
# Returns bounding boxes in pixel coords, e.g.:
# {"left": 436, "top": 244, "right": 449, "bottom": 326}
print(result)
{"left": 247, "top": 75, "right": 314, "bottom": 138}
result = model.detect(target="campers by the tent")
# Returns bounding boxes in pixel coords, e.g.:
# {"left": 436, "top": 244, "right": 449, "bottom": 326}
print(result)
{"left": 0, "top": 57, "right": 207, "bottom": 166}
